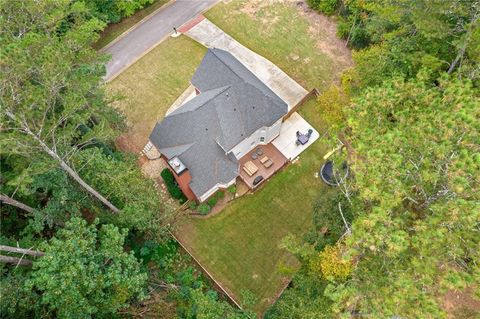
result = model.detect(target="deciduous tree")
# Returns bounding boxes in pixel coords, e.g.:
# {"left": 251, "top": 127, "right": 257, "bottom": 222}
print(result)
{"left": 0, "top": 0, "right": 121, "bottom": 213}
{"left": 26, "top": 217, "right": 147, "bottom": 318}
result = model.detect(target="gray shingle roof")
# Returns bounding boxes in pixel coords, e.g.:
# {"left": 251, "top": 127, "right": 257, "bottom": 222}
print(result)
{"left": 150, "top": 48, "right": 288, "bottom": 199}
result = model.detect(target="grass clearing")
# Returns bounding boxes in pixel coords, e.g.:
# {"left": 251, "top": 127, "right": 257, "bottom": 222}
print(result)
{"left": 106, "top": 0, "right": 350, "bottom": 313}
{"left": 205, "top": 0, "right": 351, "bottom": 90}
{"left": 176, "top": 98, "right": 336, "bottom": 314}
{"left": 171, "top": 1, "right": 351, "bottom": 313}
{"left": 93, "top": 0, "right": 169, "bottom": 50}
{"left": 107, "top": 36, "right": 206, "bottom": 152}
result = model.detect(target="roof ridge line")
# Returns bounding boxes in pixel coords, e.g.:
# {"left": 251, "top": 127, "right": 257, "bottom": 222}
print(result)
{"left": 210, "top": 49, "right": 285, "bottom": 107}
{"left": 166, "top": 85, "right": 231, "bottom": 118}
{"left": 209, "top": 48, "right": 241, "bottom": 80}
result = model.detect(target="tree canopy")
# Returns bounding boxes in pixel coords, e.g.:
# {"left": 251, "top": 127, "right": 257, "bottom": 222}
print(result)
{"left": 269, "top": 1, "right": 480, "bottom": 318}
{"left": 26, "top": 218, "right": 147, "bottom": 318}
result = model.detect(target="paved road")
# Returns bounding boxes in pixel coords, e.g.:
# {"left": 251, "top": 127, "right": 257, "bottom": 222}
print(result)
{"left": 103, "top": 0, "right": 219, "bottom": 81}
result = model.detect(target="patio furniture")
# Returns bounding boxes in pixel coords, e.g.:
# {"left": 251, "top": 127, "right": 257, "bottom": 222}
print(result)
{"left": 259, "top": 156, "right": 273, "bottom": 168}
{"left": 297, "top": 134, "right": 309, "bottom": 145}
{"left": 243, "top": 166, "right": 254, "bottom": 176}
{"left": 243, "top": 161, "right": 258, "bottom": 176}
{"left": 256, "top": 147, "right": 263, "bottom": 156}
{"left": 306, "top": 128, "right": 313, "bottom": 138}
{"left": 253, "top": 175, "right": 264, "bottom": 186}
{"left": 263, "top": 159, "right": 273, "bottom": 168}
{"left": 251, "top": 152, "right": 258, "bottom": 160}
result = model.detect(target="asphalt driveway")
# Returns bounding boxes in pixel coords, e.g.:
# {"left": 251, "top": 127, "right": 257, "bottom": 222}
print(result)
{"left": 103, "top": 0, "right": 219, "bottom": 81}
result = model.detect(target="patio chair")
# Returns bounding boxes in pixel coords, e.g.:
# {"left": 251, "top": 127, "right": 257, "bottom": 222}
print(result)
{"left": 307, "top": 128, "right": 313, "bottom": 138}
{"left": 251, "top": 152, "right": 258, "bottom": 160}
{"left": 256, "top": 147, "right": 263, "bottom": 156}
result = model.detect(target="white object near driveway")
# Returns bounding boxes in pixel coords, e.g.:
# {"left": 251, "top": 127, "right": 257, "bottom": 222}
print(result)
{"left": 272, "top": 112, "right": 320, "bottom": 160}
{"left": 184, "top": 18, "right": 308, "bottom": 110}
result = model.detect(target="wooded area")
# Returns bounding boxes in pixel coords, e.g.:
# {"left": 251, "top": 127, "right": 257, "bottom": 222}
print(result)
{"left": 267, "top": 0, "right": 480, "bottom": 318}
{"left": 1, "top": 0, "right": 479, "bottom": 318}
{"left": 0, "top": 1, "right": 250, "bottom": 318}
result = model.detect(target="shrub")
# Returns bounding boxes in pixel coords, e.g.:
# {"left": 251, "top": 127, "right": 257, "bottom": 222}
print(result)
{"left": 216, "top": 190, "right": 225, "bottom": 199}
{"left": 160, "top": 168, "right": 175, "bottom": 184}
{"left": 309, "top": 245, "right": 352, "bottom": 281}
{"left": 307, "top": 0, "right": 339, "bottom": 15}
{"left": 227, "top": 185, "right": 236, "bottom": 195}
{"left": 188, "top": 201, "right": 197, "bottom": 210}
{"left": 197, "top": 204, "right": 211, "bottom": 215}
{"left": 206, "top": 190, "right": 225, "bottom": 207}
{"left": 207, "top": 196, "right": 218, "bottom": 207}
{"left": 161, "top": 169, "right": 187, "bottom": 202}
{"left": 336, "top": 18, "right": 350, "bottom": 39}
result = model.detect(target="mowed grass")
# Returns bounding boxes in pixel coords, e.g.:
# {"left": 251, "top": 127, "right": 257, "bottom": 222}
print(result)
{"left": 107, "top": 0, "right": 347, "bottom": 313}
{"left": 176, "top": 99, "right": 337, "bottom": 314}
{"left": 205, "top": 1, "right": 337, "bottom": 90}
{"left": 93, "top": 0, "right": 169, "bottom": 50}
{"left": 107, "top": 36, "right": 206, "bottom": 151}
{"left": 173, "top": 1, "right": 345, "bottom": 314}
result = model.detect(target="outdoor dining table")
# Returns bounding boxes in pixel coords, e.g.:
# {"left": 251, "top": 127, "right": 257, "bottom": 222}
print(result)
{"left": 297, "top": 134, "right": 309, "bottom": 145}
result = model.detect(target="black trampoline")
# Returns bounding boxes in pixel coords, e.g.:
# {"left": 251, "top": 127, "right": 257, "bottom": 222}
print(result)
{"left": 320, "top": 161, "right": 349, "bottom": 186}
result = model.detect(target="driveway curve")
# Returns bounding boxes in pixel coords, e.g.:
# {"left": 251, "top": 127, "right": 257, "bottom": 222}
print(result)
{"left": 103, "top": 0, "right": 220, "bottom": 81}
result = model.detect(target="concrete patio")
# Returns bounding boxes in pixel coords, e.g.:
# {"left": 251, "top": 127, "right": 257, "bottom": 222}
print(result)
{"left": 273, "top": 112, "right": 320, "bottom": 160}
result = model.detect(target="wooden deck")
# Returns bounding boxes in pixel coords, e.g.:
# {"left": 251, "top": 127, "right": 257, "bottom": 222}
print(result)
{"left": 239, "top": 143, "right": 288, "bottom": 189}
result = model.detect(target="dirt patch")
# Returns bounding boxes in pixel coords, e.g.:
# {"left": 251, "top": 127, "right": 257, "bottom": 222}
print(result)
{"left": 293, "top": 0, "right": 353, "bottom": 72}
{"left": 444, "top": 288, "right": 480, "bottom": 319}
{"left": 239, "top": 0, "right": 270, "bottom": 17}
{"left": 235, "top": 178, "right": 251, "bottom": 197}
{"left": 116, "top": 132, "right": 145, "bottom": 153}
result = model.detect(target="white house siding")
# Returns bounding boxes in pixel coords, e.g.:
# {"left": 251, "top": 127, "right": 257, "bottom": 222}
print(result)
{"left": 198, "top": 177, "right": 237, "bottom": 202}
{"left": 229, "top": 119, "right": 282, "bottom": 160}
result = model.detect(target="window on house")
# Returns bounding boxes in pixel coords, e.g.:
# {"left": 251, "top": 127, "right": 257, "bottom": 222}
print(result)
{"left": 260, "top": 137, "right": 265, "bottom": 142}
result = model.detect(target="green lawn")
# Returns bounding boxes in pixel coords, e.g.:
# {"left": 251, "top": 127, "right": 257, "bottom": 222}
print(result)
{"left": 176, "top": 98, "right": 336, "bottom": 314}
{"left": 205, "top": 1, "right": 348, "bottom": 91}
{"left": 93, "top": 0, "right": 169, "bottom": 50}
{"left": 107, "top": 0, "right": 349, "bottom": 314}
{"left": 107, "top": 36, "right": 206, "bottom": 152}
